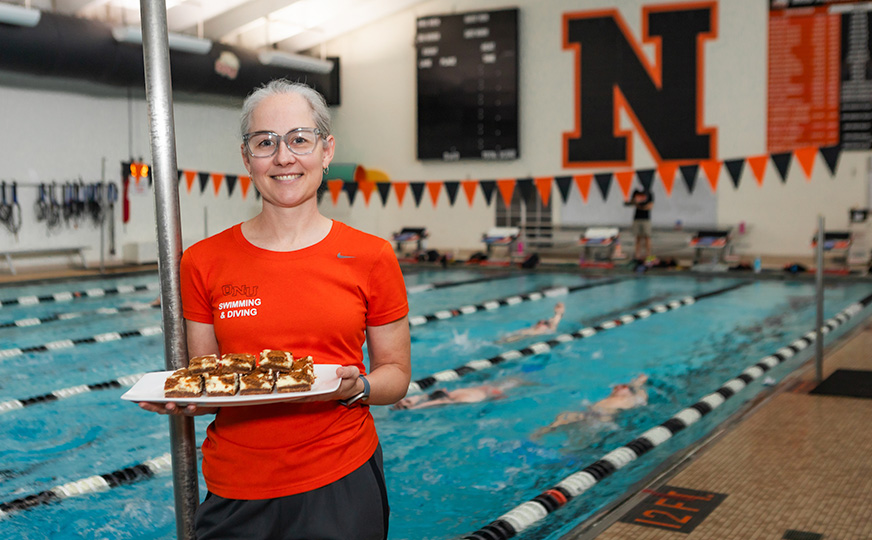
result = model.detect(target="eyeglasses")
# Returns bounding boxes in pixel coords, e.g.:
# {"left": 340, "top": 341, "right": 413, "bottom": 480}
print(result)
{"left": 243, "top": 128, "right": 324, "bottom": 158}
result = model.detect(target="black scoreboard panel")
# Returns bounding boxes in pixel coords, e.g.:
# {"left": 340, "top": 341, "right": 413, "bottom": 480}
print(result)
{"left": 416, "top": 8, "right": 519, "bottom": 161}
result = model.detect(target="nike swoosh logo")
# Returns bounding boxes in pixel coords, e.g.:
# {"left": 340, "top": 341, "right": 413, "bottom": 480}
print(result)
{"left": 337, "top": 253, "right": 355, "bottom": 259}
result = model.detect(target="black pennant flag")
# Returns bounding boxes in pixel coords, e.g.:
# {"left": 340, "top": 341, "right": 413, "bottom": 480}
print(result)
{"left": 376, "top": 182, "right": 391, "bottom": 206}
{"left": 555, "top": 176, "right": 573, "bottom": 203}
{"left": 679, "top": 164, "right": 699, "bottom": 193}
{"left": 443, "top": 181, "right": 460, "bottom": 206}
{"left": 819, "top": 145, "right": 841, "bottom": 175}
{"left": 410, "top": 182, "right": 425, "bottom": 207}
{"left": 479, "top": 180, "right": 496, "bottom": 206}
{"left": 516, "top": 177, "right": 534, "bottom": 204}
{"left": 637, "top": 169, "right": 655, "bottom": 192}
{"left": 343, "top": 181, "right": 358, "bottom": 206}
{"left": 771, "top": 152, "right": 791, "bottom": 182}
{"left": 225, "top": 174, "right": 238, "bottom": 196}
{"left": 197, "top": 172, "right": 210, "bottom": 194}
{"left": 725, "top": 159, "right": 744, "bottom": 189}
{"left": 594, "top": 173, "right": 612, "bottom": 201}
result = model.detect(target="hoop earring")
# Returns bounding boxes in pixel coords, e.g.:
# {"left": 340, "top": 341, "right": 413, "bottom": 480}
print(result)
{"left": 323, "top": 166, "right": 329, "bottom": 176}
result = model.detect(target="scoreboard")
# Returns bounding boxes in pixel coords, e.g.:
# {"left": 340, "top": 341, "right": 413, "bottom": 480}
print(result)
{"left": 416, "top": 8, "right": 519, "bottom": 161}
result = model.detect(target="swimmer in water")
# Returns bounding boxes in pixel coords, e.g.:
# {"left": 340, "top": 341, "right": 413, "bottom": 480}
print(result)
{"left": 392, "top": 378, "right": 527, "bottom": 410}
{"left": 532, "top": 374, "right": 649, "bottom": 438}
{"left": 497, "top": 302, "right": 565, "bottom": 343}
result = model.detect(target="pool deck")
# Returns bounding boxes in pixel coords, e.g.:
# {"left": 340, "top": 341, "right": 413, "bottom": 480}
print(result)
{"left": 3, "top": 261, "right": 871, "bottom": 540}
{"left": 581, "top": 320, "right": 872, "bottom": 540}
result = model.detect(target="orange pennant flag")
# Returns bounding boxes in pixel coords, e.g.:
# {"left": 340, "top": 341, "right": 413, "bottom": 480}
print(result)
{"left": 614, "top": 171, "right": 634, "bottom": 201}
{"left": 327, "top": 179, "right": 343, "bottom": 205}
{"left": 358, "top": 180, "right": 375, "bottom": 206}
{"left": 534, "top": 176, "right": 553, "bottom": 206}
{"left": 239, "top": 175, "right": 251, "bottom": 199}
{"left": 393, "top": 182, "right": 408, "bottom": 207}
{"left": 184, "top": 170, "right": 196, "bottom": 193}
{"left": 211, "top": 173, "right": 224, "bottom": 195}
{"left": 657, "top": 162, "right": 678, "bottom": 196}
{"left": 496, "top": 178, "right": 515, "bottom": 207}
{"left": 747, "top": 155, "right": 768, "bottom": 186}
{"left": 574, "top": 174, "right": 592, "bottom": 203}
{"left": 794, "top": 146, "right": 817, "bottom": 180}
{"left": 461, "top": 180, "right": 478, "bottom": 207}
{"left": 427, "top": 182, "right": 442, "bottom": 207}
{"left": 701, "top": 160, "right": 721, "bottom": 192}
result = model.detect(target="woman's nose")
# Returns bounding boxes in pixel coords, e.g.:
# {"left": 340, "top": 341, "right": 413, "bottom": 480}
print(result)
{"left": 273, "top": 141, "right": 297, "bottom": 164}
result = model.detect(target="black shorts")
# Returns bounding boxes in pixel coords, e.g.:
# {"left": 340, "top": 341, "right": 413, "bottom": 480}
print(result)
{"left": 195, "top": 445, "right": 389, "bottom": 540}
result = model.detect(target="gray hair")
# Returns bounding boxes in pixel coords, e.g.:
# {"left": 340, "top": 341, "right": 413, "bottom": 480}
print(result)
{"left": 240, "top": 79, "right": 331, "bottom": 138}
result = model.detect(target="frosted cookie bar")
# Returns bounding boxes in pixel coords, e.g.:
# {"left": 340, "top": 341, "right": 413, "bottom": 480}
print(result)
{"left": 188, "top": 354, "right": 219, "bottom": 374}
{"left": 259, "top": 349, "right": 293, "bottom": 372}
{"left": 239, "top": 367, "right": 275, "bottom": 395}
{"left": 219, "top": 353, "right": 256, "bottom": 373}
{"left": 164, "top": 368, "right": 203, "bottom": 398}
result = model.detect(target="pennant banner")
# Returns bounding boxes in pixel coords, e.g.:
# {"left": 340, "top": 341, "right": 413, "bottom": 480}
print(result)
{"left": 125, "top": 145, "right": 842, "bottom": 211}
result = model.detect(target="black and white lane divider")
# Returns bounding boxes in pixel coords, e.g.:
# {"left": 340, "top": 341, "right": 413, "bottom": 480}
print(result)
{"left": 0, "top": 453, "right": 172, "bottom": 519}
{"left": 406, "top": 273, "right": 517, "bottom": 294}
{"left": 0, "top": 325, "right": 163, "bottom": 361}
{"left": 0, "top": 282, "right": 158, "bottom": 308}
{"left": 461, "top": 292, "right": 872, "bottom": 540}
{"left": 0, "top": 302, "right": 158, "bottom": 329}
{"left": 409, "top": 278, "right": 625, "bottom": 327}
{"left": 407, "top": 282, "right": 749, "bottom": 395}
{"left": 0, "top": 373, "right": 146, "bottom": 414}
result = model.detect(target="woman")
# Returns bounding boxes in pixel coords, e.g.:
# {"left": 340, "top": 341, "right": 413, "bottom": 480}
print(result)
{"left": 140, "top": 79, "right": 411, "bottom": 539}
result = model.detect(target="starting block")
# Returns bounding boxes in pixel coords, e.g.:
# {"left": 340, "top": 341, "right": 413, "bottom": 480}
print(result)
{"left": 482, "top": 226, "right": 521, "bottom": 257}
{"left": 691, "top": 229, "right": 732, "bottom": 264}
{"left": 579, "top": 227, "right": 621, "bottom": 262}
{"left": 392, "top": 227, "right": 428, "bottom": 254}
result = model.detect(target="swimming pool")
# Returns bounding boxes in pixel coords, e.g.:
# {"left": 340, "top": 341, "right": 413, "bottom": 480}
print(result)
{"left": 1, "top": 269, "right": 871, "bottom": 539}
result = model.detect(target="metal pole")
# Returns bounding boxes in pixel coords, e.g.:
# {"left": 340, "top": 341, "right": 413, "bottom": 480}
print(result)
{"left": 139, "top": 2, "right": 199, "bottom": 538}
{"left": 815, "top": 215, "right": 825, "bottom": 383}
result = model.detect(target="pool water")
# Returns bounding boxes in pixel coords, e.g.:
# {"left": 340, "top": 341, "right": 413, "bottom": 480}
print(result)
{"left": 1, "top": 270, "right": 871, "bottom": 540}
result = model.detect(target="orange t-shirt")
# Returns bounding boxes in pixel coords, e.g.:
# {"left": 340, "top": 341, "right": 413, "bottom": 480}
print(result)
{"left": 180, "top": 221, "right": 408, "bottom": 499}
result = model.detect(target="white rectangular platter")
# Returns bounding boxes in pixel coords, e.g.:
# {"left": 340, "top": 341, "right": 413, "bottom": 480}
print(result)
{"left": 121, "top": 364, "right": 341, "bottom": 407}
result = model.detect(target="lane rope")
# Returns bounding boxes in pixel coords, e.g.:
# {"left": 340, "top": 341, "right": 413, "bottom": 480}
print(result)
{"left": 0, "top": 282, "right": 158, "bottom": 308}
{"left": 409, "top": 277, "right": 625, "bottom": 327}
{"left": 407, "top": 273, "right": 517, "bottom": 294}
{"left": 407, "top": 282, "right": 749, "bottom": 394}
{"left": 0, "top": 453, "right": 172, "bottom": 519}
{"left": 0, "top": 325, "right": 163, "bottom": 361}
{"left": 0, "top": 373, "right": 146, "bottom": 414}
{"left": 0, "top": 302, "right": 158, "bottom": 329}
{"left": 461, "top": 291, "right": 872, "bottom": 540}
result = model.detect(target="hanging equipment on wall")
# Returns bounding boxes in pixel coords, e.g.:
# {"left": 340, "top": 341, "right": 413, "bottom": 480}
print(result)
{"left": 106, "top": 181, "right": 118, "bottom": 255}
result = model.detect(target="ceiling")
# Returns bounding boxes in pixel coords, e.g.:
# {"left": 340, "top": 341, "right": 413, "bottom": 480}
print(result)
{"left": 11, "top": 0, "right": 427, "bottom": 55}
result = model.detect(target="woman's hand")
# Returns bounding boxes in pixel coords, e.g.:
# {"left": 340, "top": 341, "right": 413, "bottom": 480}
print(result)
{"left": 289, "top": 365, "right": 363, "bottom": 403}
{"left": 138, "top": 401, "right": 218, "bottom": 416}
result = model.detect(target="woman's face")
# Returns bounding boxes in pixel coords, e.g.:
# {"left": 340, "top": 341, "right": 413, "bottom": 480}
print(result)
{"left": 241, "top": 92, "right": 334, "bottom": 211}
